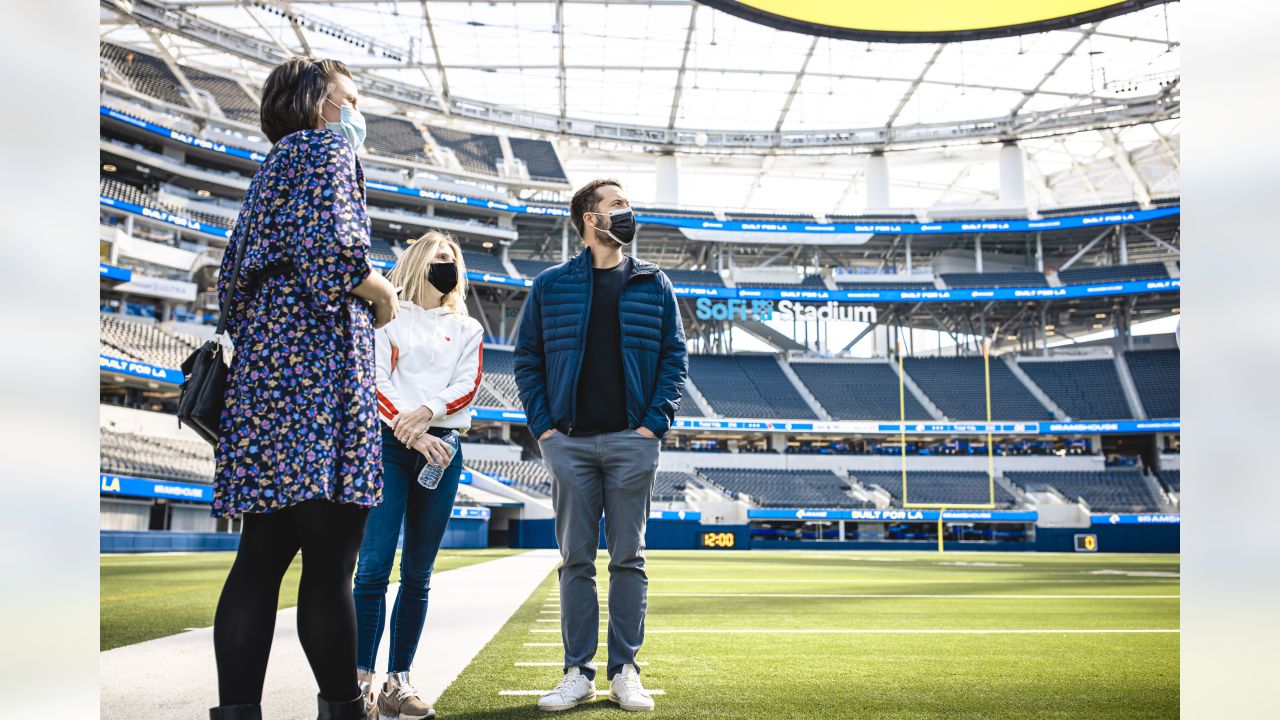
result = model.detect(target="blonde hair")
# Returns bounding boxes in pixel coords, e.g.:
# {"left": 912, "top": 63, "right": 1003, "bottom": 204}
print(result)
{"left": 390, "top": 230, "right": 470, "bottom": 315}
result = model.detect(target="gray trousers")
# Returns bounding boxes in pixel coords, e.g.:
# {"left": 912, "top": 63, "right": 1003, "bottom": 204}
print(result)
{"left": 538, "top": 429, "right": 659, "bottom": 681}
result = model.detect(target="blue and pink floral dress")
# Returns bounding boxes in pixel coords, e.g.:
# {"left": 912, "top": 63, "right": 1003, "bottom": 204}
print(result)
{"left": 211, "top": 128, "right": 381, "bottom": 517}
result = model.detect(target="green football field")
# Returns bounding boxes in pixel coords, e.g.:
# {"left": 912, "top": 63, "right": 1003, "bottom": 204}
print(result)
{"left": 102, "top": 548, "right": 1178, "bottom": 718}
{"left": 99, "top": 548, "right": 523, "bottom": 650}
{"left": 438, "top": 550, "right": 1179, "bottom": 719}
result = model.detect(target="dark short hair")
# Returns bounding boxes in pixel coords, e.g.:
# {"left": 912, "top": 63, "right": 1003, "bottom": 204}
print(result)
{"left": 259, "top": 58, "right": 352, "bottom": 143}
{"left": 570, "top": 178, "right": 622, "bottom": 239}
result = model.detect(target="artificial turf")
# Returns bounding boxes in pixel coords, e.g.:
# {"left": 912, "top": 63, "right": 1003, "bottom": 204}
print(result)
{"left": 99, "top": 548, "right": 522, "bottom": 650}
{"left": 435, "top": 550, "right": 1178, "bottom": 720}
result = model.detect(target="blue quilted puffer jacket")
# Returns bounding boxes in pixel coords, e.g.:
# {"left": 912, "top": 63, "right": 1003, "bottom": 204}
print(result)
{"left": 513, "top": 247, "right": 688, "bottom": 438}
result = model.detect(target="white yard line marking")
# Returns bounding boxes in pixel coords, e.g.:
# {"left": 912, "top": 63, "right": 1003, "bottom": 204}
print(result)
{"left": 523, "top": 643, "right": 562, "bottom": 647}
{"left": 647, "top": 592, "right": 1178, "bottom": 600}
{"left": 1089, "top": 570, "right": 1181, "bottom": 578}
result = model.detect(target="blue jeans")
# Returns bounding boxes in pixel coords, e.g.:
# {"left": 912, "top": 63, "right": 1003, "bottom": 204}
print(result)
{"left": 353, "top": 425, "right": 463, "bottom": 673}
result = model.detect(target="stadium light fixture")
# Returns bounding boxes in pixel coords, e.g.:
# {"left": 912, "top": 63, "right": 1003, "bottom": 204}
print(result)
{"left": 196, "top": 189, "right": 211, "bottom": 197}
{"left": 1095, "top": 312, "right": 1107, "bottom": 318}
{"left": 102, "top": 164, "right": 117, "bottom": 172}
{"left": 482, "top": 241, "right": 494, "bottom": 249}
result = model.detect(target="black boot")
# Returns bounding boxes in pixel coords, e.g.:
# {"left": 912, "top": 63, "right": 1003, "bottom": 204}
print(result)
{"left": 317, "top": 692, "right": 370, "bottom": 720}
{"left": 209, "top": 704, "right": 262, "bottom": 720}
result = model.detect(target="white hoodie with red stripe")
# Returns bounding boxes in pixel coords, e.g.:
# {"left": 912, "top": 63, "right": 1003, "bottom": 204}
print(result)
{"left": 374, "top": 300, "right": 484, "bottom": 431}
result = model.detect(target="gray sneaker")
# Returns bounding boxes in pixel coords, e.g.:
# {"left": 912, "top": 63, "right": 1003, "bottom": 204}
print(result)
{"left": 377, "top": 672, "right": 436, "bottom": 720}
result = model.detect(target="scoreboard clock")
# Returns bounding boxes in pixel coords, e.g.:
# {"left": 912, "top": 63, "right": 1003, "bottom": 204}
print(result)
{"left": 1074, "top": 533, "right": 1098, "bottom": 552}
{"left": 700, "top": 531, "right": 737, "bottom": 549}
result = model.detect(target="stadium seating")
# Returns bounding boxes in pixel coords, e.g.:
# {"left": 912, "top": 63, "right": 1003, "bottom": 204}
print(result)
{"left": 100, "top": 428, "right": 214, "bottom": 484}
{"left": 473, "top": 384, "right": 510, "bottom": 409}
{"left": 835, "top": 280, "right": 937, "bottom": 291}
{"left": 101, "top": 42, "right": 190, "bottom": 108}
{"left": 462, "top": 250, "right": 509, "bottom": 276}
{"left": 466, "top": 458, "right": 552, "bottom": 497}
{"left": 369, "top": 236, "right": 397, "bottom": 263}
{"left": 1017, "top": 359, "right": 1133, "bottom": 419}
{"left": 1158, "top": 469, "right": 1180, "bottom": 493}
{"left": 1057, "top": 262, "right": 1172, "bottom": 285}
{"left": 662, "top": 268, "right": 725, "bottom": 287}
{"left": 902, "top": 356, "right": 1052, "bottom": 421}
{"left": 365, "top": 115, "right": 430, "bottom": 163}
{"left": 100, "top": 314, "right": 202, "bottom": 369}
{"left": 653, "top": 471, "right": 698, "bottom": 502}
{"left": 427, "top": 125, "right": 503, "bottom": 176}
{"left": 1005, "top": 470, "right": 1162, "bottom": 512}
{"left": 481, "top": 348, "right": 520, "bottom": 405}
{"left": 180, "top": 66, "right": 259, "bottom": 126}
{"left": 939, "top": 271, "right": 1049, "bottom": 288}
{"left": 100, "top": 177, "right": 232, "bottom": 231}
{"left": 511, "top": 258, "right": 558, "bottom": 278}
{"left": 790, "top": 361, "right": 932, "bottom": 420}
{"left": 850, "top": 470, "right": 1018, "bottom": 507}
{"left": 698, "top": 467, "right": 866, "bottom": 508}
{"left": 1124, "top": 349, "right": 1180, "bottom": 418}
{"left": 508, "top": 137, "right": 568, "bottom": 183}
{"left": 689, "top": 354, "right": 817, "bottom": 419}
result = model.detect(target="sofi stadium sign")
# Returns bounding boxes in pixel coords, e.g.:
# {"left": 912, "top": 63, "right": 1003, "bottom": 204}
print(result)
{"left": 694, "top": 298, "right": 878, "bottom": 323}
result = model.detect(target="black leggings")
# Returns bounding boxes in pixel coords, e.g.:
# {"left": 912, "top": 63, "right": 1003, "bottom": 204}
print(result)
{"left": 213, "top": 499, "right": 370, "bottom": 706}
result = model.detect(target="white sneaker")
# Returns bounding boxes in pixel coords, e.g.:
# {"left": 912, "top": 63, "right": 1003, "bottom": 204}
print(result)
{"left": 608, "top": 664, "right": 654, "bottom": 712}
{"left": 538, "top": 667, "right": 596, "bottom": 712}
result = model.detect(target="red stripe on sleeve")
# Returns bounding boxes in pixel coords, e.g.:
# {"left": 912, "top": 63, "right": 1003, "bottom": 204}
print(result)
{"left": 376, "top": 390, "right": 399, "bottom": 422}
{"left": 444, "top": 342, "right": 484, "bottom": 415}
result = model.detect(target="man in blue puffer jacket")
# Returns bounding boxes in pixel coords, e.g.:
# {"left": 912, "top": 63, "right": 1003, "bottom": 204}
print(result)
{"left": 514, "top": 178, "right": 687, "bottom": 713}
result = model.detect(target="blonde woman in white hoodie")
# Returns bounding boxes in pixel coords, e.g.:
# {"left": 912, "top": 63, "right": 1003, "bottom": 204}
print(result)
{"left": 352, "top": 230, "right": 483, "bottom": 720}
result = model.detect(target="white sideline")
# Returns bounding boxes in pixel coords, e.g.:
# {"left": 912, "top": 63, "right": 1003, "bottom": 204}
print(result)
{"left": 529, "top": 628, "right": 1180, "bottom": 634}
{"left": 100, "top": 549, "right": 561, "bottom": 720}
{"left": 499, "top": 690, "right": 666, "bottom": 696}
{"left": 647, "top": 592, "right": 1179, "bottom": 599}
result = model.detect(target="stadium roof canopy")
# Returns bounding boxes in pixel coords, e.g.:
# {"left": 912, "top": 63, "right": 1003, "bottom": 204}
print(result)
{"left": 100, "top": 0, "right": 1180, "bottom": 212}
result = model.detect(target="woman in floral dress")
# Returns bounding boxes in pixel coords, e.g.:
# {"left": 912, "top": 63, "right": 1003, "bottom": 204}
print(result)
{"left": 208, "top": 57, "right": 398, "bottom": 720}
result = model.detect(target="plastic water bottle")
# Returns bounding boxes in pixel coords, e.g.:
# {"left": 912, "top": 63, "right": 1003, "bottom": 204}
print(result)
{"left": 416, "top": 429, "right": 460, "bottom": 490}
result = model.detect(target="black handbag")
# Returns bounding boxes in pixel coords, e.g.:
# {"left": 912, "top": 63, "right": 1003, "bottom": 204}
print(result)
{"left": 176, "top": 231, "right": 249, "bottom": 447}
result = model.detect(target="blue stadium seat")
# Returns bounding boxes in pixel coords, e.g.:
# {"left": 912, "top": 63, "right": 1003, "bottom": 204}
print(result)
{"left": 428, "top": 125, "right": 503, "bottom": 176}
{"left": 689, "top": 354, "right": 817, "bottom": 420}
{"left": 1057, "top": 262, "right": 1171, "bottom": 285}
{"left": 790, "top": 362, "right": 931, "bottom": 420}
{"left": 663, "top": 268, "right": 725, "bottom": 287}
{"left": 940, "top": 271, "right": 1048, "bottom": 288}
{"left": 1018, "top": 359, "right": 1133, "bottom": 419}
{"left": 1006, "top": 470, "right": 1162, "bottom": 513}
{"left": 902, "top": 356, "right": 1052, "bottom": 421}
{"left": 1124, "top": 349, "right": 1180, "bottom": 418}
{"left": 509, "top": 137, "right": 568, "bottom": 183}
{"left": 851, "top": 470, "right": 1016, "bottom": 507}
{"left": 698, "top": 467, "right": 865, "bottom": 508}
{"left": 462, "top": 250, "right": 509, "bottom": 276}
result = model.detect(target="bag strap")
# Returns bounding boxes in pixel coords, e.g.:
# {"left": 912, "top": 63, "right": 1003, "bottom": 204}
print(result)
{"left": 213, "top": 181, "right": 262, "bottom": 341}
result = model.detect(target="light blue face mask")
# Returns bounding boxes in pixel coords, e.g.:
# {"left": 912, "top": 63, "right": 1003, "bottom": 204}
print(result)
{"left": 325, "top": 98, "right": 367, "bottom": 151}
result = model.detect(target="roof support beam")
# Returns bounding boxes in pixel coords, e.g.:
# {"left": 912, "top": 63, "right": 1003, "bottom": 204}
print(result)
{"left": 1130, "top": 224, "right": 1181, "bottom": 257}
{"left": 140, "top": 26, "right": 207, "bottom": 113}
{"left": 282, "top": 2, "right": 313, "bottom": 57}
{"left": 667, "top": 3, "right": 698, "bottom": 129}
{"left": 775, "top": 37, "right": 819, "bottom": 133}
{"left": 1100, "top": 128, "right": 1152, "bottom": 208}
{"left": 1058, "top": 228, "right": 1112, "bottom": 272}
{"left": 1009, "top": 24, "right": 1098, "bottom": 117}
{"left": 886, "top": 44, "right": 944, "bottom": 129}
{"left": 557, "top": 0, "right": 567, "bottom": 121}
{"left": 419, "top": 0, "right": 452, "bottom": 112}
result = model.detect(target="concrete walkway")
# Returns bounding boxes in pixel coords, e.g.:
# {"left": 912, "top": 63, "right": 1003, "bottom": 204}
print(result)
{"left": 101, "top": 549, "right": 561, "bottom": 719}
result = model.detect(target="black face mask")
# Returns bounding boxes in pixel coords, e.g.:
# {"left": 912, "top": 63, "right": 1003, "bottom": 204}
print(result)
{"left": 591, "top": 208, "right": 636, "bottom": 246}
{"left": 427, "top": 262, "right": 458, "bottom": 295}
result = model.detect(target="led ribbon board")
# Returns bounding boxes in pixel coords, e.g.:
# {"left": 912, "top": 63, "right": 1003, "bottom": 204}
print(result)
{"left": 699, "top": 1, "right": 1168, "bottom": 42}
